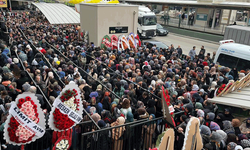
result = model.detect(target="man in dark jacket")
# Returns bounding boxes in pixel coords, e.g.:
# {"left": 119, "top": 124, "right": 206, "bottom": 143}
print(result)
{"left": 198, "top": 46, "right": 205, "bottom": 59}
{"left": 26, "top": 45, "right": 34, "bottom": 64}
{"left": 176, "top": 45, "right": 182, "bottom": 58}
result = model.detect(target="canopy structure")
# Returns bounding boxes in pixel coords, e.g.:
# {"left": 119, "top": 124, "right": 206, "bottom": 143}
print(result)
{"left": 32, "top": 2, "right": 80, "bottom": 25}
{"left": 208, "top": 73, "right": 250, "bottom": 109}
{"left": 123, "top": 0, "right": 250, "bottom": 10}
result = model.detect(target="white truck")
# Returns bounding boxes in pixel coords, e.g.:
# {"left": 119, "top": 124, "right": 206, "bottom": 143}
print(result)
{"left": 137, "top": 5, "right": 157, "bottom": 38}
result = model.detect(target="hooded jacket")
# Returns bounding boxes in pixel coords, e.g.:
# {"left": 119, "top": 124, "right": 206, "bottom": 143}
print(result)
{"left": 146, "top": 99, "right": 156, "bottom": 115}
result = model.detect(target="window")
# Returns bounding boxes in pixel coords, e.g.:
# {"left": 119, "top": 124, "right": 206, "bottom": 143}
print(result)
{"left": 157, "top": 24, "right": 163, "bottom": 29}
{"left": 237, "top": 59, "right": 250, "bottom": 71}
{"left": 217, "top": 53, "right": 250, "bottom": 70}
{"left": 138, "top": 17, "right": 142, "bottom": 25}
{"left": 217, "top": 54, "right": 238, "bottom": 69}
{"left": 142, "top": 16, "right": 157, "bottom": 26}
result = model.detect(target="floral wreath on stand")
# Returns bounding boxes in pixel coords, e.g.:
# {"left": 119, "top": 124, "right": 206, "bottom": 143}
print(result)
{"left": 49, "top": 81, "right": 83, "bottom": 131}
{"left": 52, "top": 129, "right": 73, "bottom": 150}
{"left": 53, "top": 89, "right": 80, "bottom": 130}
{"left": 216, "top": 83, "right": 233, "bottom": 96}
{"left": 4, "top": 92, "right": 45, "bottom": 147}
{"left": 49, "top": 81, "right": 83, "bottom": 150}
{"left": 162, "top": 86, "right": 176, "bottom": 128}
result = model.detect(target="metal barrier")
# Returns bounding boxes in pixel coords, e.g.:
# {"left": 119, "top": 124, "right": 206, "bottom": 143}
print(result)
{"left": 17, "top": 28, "right": 65, "bottom": 88}
{"left": 9, "top": 117, "right": 166, "bottom": 150}
{"left": 13, "top": 50, "right": 52, "bottom": 109}
{"left": 81, "top": 117, "right": 165, "bottom": 150}
{"left": 23, "top": 120, "right": 99, "bottom": 150}
{"left": 45, "top": 41, "right": 121, "bottom": 100}
{"left": 18, "top": 27, "right": 101, "bottom": 130}
{"left": 84, "top": 53, "right": 162, "bottom": 101}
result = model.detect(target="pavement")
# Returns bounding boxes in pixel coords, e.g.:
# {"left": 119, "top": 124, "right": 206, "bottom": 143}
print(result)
{"left": 150, "top": 33, "right": 220, "bottom": 55}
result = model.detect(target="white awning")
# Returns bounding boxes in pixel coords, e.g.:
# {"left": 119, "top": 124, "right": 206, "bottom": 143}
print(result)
{"left": 123, "top": 0, "right": 250, "bottom": 9}
{"left": 32, "top": 2, "right": 80, "bottom": 25}
{"left": 208, "top": 87, "right": 250, "bottom": 110}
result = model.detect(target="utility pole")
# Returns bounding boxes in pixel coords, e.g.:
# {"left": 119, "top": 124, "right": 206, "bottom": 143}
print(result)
{"left": 8, "top": 0, "right": 12, "bottom": 11}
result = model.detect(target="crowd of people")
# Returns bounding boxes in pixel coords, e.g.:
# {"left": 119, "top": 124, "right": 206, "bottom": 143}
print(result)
{"left": 0, "top": 7, "right": 250, "bottom": 150}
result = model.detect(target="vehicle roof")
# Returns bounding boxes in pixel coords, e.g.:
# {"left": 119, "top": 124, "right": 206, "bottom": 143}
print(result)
{"left": 218, "top": 43, "right": 250, "bottom": 60}
{"left": 219, "top": 43, "right": 250, "bottom": 51}
{"left": 143, "top": 40, "right": 163, "bottom": 43}
{"left": 225, "top": 25, "right": 250, "bottom": 31}
{"left": 138, "top": 6, "right": 151, "bottom": 12}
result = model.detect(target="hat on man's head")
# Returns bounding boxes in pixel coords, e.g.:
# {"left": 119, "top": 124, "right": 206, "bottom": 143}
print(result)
{"left": 22, "top": 83, "right": 31, "bottom": 92}
{"left": 13, "top": 58, "right": 19, "bottom": 64}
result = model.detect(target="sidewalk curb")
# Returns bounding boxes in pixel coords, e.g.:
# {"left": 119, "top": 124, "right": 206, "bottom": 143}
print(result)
{"left": 169, "top": 32, "right": 220, "bottom": 45}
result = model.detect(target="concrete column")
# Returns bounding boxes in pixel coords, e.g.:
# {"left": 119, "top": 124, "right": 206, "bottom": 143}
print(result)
{"left": 246, "top": 11, "right": 250, "bottom": 26}
{"left": 186, "top": 6, "right": 190, "bottom": 25}
{"left": 211, "top": 9, "right": 217, "bottom": 29}
{"left": 167, "top": 6, "right": 170, "bottom": 25}
{"left": 163, "top": 6, "right": 167, "bottom": 25}
{"left": 193, "top": 7, "right": 197, "bottom": 24}
{"left": 227, "top": 9, "right": 232, "bottom": 26}
{"left": 218, "top": 9, "right": 223, "bottom": 26}
{"left": 9, "top": 0, "right": 12, "bottom": 11}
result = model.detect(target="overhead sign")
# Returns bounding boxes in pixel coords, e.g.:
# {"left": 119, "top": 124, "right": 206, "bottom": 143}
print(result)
{"left": 109, "top": 27, "right": 128, "bottom": 34}
{"left": 0, "top": 0, "right": 7, "bottom": 8}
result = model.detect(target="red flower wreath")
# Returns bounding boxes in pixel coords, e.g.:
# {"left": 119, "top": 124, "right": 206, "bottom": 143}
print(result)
{"left": 53, "top": 89, "right": 80, "bottom": 130}
{"left": 8, "top": 96, "right": 39, "bottom": 143}
{"left": 216, "top": 83, "right": 233, "bottom": 96}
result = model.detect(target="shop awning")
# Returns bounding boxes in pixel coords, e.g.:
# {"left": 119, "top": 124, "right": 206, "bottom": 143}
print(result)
{"left": 32, "top": 2, "right": 80, "bottom": 25}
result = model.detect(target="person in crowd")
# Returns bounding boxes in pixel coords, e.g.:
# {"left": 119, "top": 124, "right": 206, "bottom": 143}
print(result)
{"left": 189, "top": 46, "right": 196, "bottom": 60}
{"left": 144, "top": 114, "right": 156, "bottom": 150}
{"left": 111, "top": 117, "right": 125, "bottom": 150}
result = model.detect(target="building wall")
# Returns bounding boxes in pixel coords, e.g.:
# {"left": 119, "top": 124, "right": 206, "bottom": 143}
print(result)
{"left": 80, "top": 4, "right": 138, "bottom": 46}
{"left": 80, "top": 4, "right": 98, "bottom": 45}
{"left": 196, "top": 8, "right": 210, "bottom": 26}
{"left": 97, "top": 5, "right": 138, "bottom": 45}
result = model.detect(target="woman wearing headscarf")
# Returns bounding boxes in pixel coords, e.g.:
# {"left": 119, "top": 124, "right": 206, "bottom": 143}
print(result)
{"left": 102, "top": 96, "right": 111, "bottom": 111}
{"left": 216, "top": 130, "right": 227, "bottom": 150}
{"left": 223, "top": 121, "right": 235, "bottom": 135}
{"left": 144, "top": 114, "right": 156, "bottom": 150}
{"left": 224, "top": 108, "right": 234, "bottom": 121}
{"left": 205, "top": 112, "right": 215, "bottom": 127}
{"left": 215, "top": 113, "right": 225, "bottom": 129}
{"left": 96, "top": 120, "right": 109, "bottom": 150}
{"left": 146, "top": 99, "right": 156, "bottom": 115}
{"left": 232, "top": 119, "right": 241, "bottom": 136}
{"left": 240, "top": 118, "right": 250, "bottom": 134}
{"left": 210, "top": 131, "right": 223, "bottom": 150}
{"left": 113, "top": 82, "right": 125, "bottom": 98}
{"left": 111, "top": 117, "right": 125, "bottom": 150}
{"left": 227, "top": 142, "right": 237, "bottom": 150}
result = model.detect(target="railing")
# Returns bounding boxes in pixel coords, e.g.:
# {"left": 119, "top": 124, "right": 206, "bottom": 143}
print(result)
{"left": 84, "top": 53, "right": 162, "bottom": 101}
{"left": 18, "top": 27, "right": 101, "bottom": 130}
{"left": 13, "top": 50, "right": 52, "bottom": 109}
{"left": 45, "top": 41, "right": 122, "bottom": 100}
{"left": 23, "top": 120, "right": 99, "bottom": 150}
{"left": 158, "top": 16, "right": 227, "bottom": 35}
{"left": 17, "top": 28, "right": 66, "bottom": 88}
{"left": 8, "top": 116, "right": 172, "bottom": 150}
{"left": 81, "top": 117, "right": 165, "bottom": 150}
